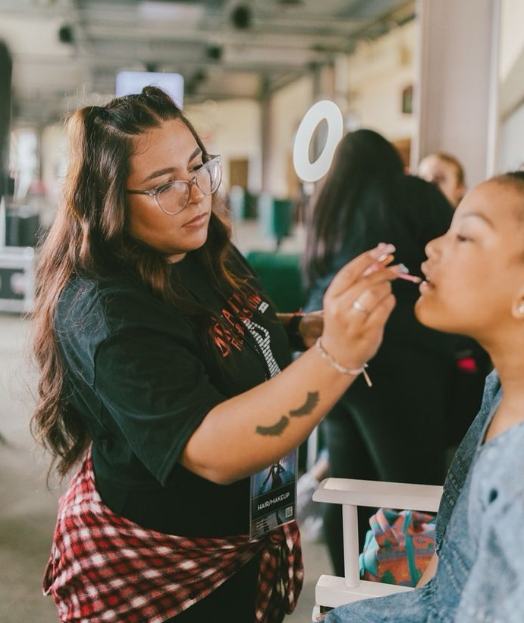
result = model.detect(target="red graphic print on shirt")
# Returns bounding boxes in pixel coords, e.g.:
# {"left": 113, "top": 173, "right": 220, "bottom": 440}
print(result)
{"left": 211, "top": 289, "right": 264, "bottom": 358}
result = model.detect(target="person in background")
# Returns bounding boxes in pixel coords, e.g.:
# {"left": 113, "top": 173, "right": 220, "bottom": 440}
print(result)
{"left": 303, "top": 129, "right": 487, "bottom": 576}
{"left": 418, "top": 152, "right": 466, "bottom": 208}
{"left": 323, "top": 171, "right": 524, "bottom": 623}
{"left": 31, "top": 87, "right": 402, "bottom": 623}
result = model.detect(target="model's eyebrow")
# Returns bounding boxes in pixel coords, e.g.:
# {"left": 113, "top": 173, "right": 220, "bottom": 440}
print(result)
{"left": 141, "top": 147, "right": 202, "bottom": 184}
{"left": 458, "top": 212, "right": 495, "bottom": 228}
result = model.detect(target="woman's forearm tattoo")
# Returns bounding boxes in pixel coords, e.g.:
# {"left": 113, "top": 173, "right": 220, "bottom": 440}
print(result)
{"left": 255, "top": 391, "right": 319, "bottom": 437}
{"left": 289, "top": 392, "right": 319, "bottom": 416}
{"left": 256, "top": 416, "right": 289, "bottom": 436}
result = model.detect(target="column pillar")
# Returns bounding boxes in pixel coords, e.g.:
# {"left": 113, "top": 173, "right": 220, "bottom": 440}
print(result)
{"left": 412, "top": 0, "right": 501, "bottom": 185}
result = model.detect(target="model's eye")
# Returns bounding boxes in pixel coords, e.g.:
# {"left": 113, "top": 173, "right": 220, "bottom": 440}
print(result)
{"left": 456, "top": 234, "right": 470, "bottom": 242}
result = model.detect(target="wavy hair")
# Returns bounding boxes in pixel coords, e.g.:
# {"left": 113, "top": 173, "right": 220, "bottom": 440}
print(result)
{"left": 32, "top": 87, "right": 244, "bottom": 478}
{"left": 303, "top": 129, "right": 405, "bottom": 287}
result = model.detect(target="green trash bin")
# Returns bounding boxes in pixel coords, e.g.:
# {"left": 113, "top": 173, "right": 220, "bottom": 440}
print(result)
{"left": 258, "top": 194, "right": 294, "bottom": 250}
{"left": 245, "top": 250, "right": 305, "bottom": 313}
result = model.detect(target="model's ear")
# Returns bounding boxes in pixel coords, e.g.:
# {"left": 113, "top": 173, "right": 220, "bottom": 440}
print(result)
{"left": 511, "top": 289, "right": 524, "bottom": 319}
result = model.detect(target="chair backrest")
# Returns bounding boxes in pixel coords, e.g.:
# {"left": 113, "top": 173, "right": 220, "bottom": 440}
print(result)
{"left": 312, "top": 478, "right": 442, "bottom": 616}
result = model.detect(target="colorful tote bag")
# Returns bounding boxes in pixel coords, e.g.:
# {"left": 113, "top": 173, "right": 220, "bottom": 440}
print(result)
{"left": 359, "top": 508, "right": 436, "bottom": 587}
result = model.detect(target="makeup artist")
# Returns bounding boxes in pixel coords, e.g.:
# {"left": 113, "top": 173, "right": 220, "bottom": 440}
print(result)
{"left": 303, "top": 129, "right": 488, "bottom": 575}
{"left": 32, "top": 88, "right": 402, "bottom": 623}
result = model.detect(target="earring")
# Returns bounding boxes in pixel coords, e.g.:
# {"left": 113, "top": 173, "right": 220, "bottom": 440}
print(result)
{"left": 518, "top": 304, "right": 524, "bottom": 315}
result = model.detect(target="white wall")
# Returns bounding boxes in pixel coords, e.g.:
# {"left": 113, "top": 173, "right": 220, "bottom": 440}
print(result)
{"left": 185, "top": 99, "right": 261, "bottom": 192}
{"left": 499, "top": 0, "right": 524, "bottom": 120}
{"left": 499, "top": 0, "right": 524, "bottom": 82}
{"left": 497, "top": 0, "right": 524, "bottom": 172}
{"left": 345, "top": 21, "right": 417, "bottom": 141}
{"left": 269, "top": 77, "right": 313, "bottom": 198}
{"left": 499, "top": 103, "right": 524, "bottom": 172}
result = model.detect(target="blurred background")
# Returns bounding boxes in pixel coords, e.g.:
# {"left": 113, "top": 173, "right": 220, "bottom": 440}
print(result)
{"left": 1, "top": 0, "right": 524, "bottom": 621}
{"left": 1, "top": 0, "right": 523, "bottom": 259}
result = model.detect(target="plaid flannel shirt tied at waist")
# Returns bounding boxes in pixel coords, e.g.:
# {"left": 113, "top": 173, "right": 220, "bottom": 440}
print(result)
{"left": 43, "top": 453, "right": 303, "bottom": 623}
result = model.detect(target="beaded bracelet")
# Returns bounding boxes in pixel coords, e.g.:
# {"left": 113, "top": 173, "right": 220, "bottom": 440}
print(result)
{"left": 315, "top": 338, "right": 372, "bottom": 387}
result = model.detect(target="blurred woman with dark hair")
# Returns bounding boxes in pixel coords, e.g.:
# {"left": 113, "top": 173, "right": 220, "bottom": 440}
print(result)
{"left": 303, "top": 129, "right": 488, "bottom": 576}
{"left": 32, "top": 90, "right": 403, "bottom": 622}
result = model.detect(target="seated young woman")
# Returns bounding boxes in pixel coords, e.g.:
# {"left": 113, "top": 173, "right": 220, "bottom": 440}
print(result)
{"left": 323, "top": 171, "right": 524, "bottom": 623}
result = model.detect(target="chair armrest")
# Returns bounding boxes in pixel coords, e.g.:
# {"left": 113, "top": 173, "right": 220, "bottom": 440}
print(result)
{"left": 313, "top": 478, "right": 443, "bottom": 512}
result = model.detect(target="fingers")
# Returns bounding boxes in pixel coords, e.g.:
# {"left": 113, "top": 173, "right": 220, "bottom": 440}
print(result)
{"left": 361, "top": 289, "right": 396, "bottom": 327}
{"left": 327, "top": 243, "right": 396, "bottom": 298}
{"left": 320, "top": 243, "right": 399, "bottom": 368}
{"left": 338, "top": 278, "right": 393, "bottom": 319}
{"left": 320, "top": 289, "right": 395, "bottom": 368}
{"left": 323, "top": 277, "right": 394, "bottom": 336}
{"left": 325, "top": 262, "right": 397, "bottom": 317}
{"left": 361, "top": 293, "right": 396, "bottom": 346}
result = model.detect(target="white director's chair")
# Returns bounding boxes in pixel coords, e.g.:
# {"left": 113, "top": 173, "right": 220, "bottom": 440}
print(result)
{"left": 311, "top": 478, "right": 443, "bottom": 621}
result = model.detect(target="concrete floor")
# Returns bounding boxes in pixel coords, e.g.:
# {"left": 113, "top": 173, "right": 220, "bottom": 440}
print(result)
{"left": 0, "top": 310, "right": 331, "bottom": 623}
{"left": 0, "top": 312, "right": 62, "bottom": 622}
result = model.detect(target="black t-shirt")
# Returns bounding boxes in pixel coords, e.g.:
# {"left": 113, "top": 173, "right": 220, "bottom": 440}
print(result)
{"left": 55, "top": 247, "right": 292, "bottom": 537}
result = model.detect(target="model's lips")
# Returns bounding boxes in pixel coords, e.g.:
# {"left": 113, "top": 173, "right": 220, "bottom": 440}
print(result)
{"left": 419, "top": 262, "right": 436, "bottom": 293}
{"left": 183, "top": 212, "right": 208, "bottom": 227}
{"left": 419, "top": 280, "right": 435, "bottom": 295}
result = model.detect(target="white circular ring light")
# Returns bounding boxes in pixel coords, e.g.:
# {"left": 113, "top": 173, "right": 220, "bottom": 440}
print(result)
{"left": 293, "top": 100, "right": 344, "bottom": 183}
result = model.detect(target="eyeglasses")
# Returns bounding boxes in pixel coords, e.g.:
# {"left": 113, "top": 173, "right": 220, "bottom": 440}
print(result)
{"left": 126, "top": 155, "right": 222, "bottom": 216}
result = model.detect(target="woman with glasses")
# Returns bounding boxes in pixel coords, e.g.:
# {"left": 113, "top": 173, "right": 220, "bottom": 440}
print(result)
{"left": 33, "top": 87, "right": 400, "bottom": 623}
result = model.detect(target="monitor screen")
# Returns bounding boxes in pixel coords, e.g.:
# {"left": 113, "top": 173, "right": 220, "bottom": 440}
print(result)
{"left": 115, "top": 71, "right": 184, "bottom": 108}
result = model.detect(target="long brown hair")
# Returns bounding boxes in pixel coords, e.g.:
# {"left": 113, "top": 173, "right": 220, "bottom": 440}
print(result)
{"left": 32, "top": 86, "right": 244, "bottom": 478}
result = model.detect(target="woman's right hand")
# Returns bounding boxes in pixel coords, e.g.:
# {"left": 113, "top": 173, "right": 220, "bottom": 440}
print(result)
{"left": 321, "top": 243, "right": 399, "bottom": 370}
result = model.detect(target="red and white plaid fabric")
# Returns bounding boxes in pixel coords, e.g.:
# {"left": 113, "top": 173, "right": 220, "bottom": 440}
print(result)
{"left": 44, "top": 454, "right": 303, "bottom": 623}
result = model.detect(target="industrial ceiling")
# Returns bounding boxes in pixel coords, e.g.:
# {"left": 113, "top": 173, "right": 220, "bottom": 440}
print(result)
{"left": 0, "top": 0, "right": 415, "bottom": 124}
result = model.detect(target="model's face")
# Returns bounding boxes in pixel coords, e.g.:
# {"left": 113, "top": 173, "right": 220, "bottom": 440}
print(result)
{"left": 415, "top": 181, "right": 524, "bottom": 342}
{"left": 126, "top": 118, "right": 212, "bottom": 263}
{"left": 418, "top": 155, "right": 464, "bottom": 207}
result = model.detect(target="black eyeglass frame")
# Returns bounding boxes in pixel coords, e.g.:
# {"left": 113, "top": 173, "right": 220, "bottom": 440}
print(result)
{"left": 126, "top": 155, "right": 222, "bottom": 216}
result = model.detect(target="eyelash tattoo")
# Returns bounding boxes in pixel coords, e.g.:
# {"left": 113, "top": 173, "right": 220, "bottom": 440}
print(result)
{"left": 256, "top": 416, "right": 289, "bottom": 437}
{"left": 289, "top": 392, "right": 319, "bottom": 417}
{"left": 255, "top": 391, "right": 320, "bottom": 436}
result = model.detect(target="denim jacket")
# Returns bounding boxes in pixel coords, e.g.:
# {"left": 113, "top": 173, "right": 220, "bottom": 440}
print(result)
{"left": 325, "top": 370, "right": 524, "bottom": 623}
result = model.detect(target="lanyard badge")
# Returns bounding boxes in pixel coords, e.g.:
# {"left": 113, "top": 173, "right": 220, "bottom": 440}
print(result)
{"left": 249, "top": 449, "right": 298, "bottom": 540}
